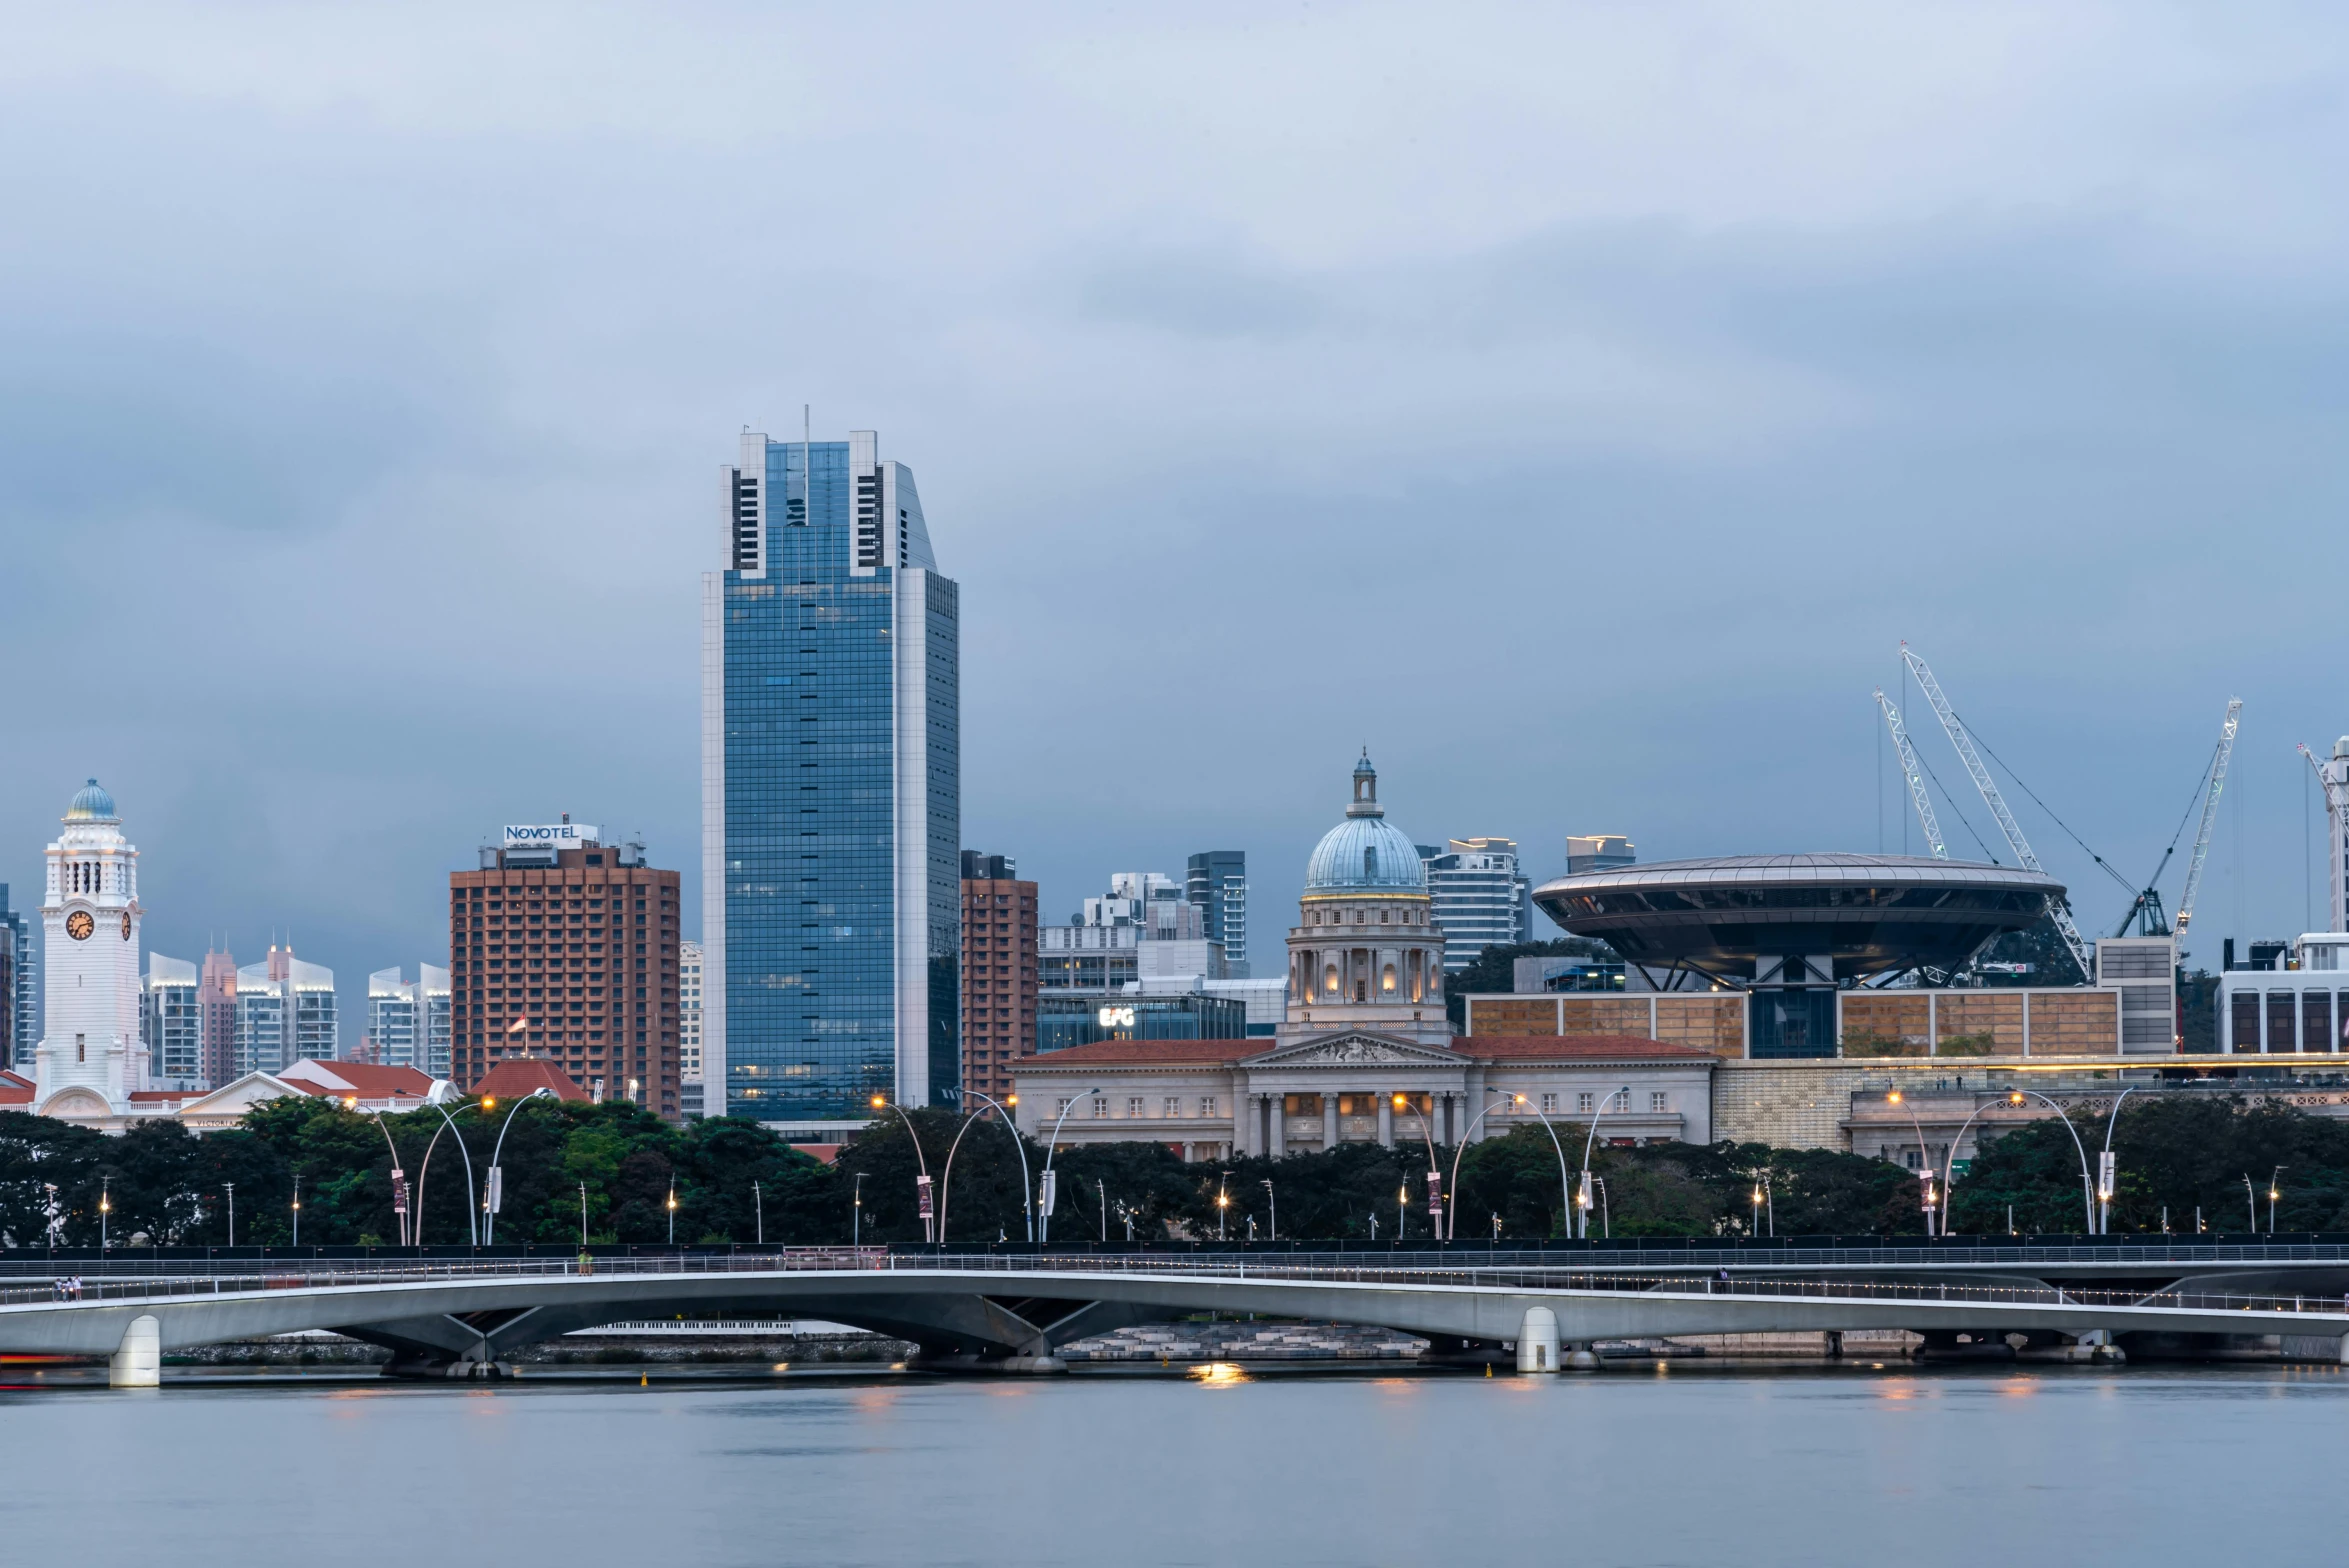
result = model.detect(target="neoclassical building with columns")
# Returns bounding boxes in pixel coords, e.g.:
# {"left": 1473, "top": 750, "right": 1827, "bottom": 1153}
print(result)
{"left": 1013, "top": 757, "right": 1715, "bottom": 1159}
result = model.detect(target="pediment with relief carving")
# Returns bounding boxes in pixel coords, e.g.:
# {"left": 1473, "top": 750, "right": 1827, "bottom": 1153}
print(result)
{"left": 1242, "top": 1033, "right": 1461, "bottom": 1068}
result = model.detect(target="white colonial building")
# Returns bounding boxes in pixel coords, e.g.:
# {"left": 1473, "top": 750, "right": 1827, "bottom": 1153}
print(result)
{"left": 31, "top": 780, "right": 148, "bottom": 1119}
{"left": 1013, "top": 756, "right": 1715, "bottom": 1159}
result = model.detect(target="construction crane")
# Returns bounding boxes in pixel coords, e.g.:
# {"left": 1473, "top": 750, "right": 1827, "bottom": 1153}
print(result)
{"left": 1874, "top": 687, "right": 1947, "bottom": 860}
{"left": 2170, "top": 698, "right": 2240, "bottom": 934}
{"left": 1900, "top": 645, "right": 2096, "bottom": 981}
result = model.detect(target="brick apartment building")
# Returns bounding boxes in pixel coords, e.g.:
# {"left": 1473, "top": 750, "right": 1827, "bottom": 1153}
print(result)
{"left": 960, "top": 852, "right": 1037, "bottom": 1107}
{"left": 448, "top": 823, "right": 682, "bottom": 1119}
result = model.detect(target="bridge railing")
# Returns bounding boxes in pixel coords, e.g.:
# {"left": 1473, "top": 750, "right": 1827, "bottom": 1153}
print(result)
{"left": 3, "top": 1248, "right": 2347, "bottom": 1321}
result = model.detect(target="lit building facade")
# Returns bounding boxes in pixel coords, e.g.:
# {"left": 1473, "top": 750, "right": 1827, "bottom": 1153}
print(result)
{"left": 1419, "top": 837, "right": 1531, "bottom": 974}
{"left": 680, "top": 939, "right": 703, "bottom": 1083}
{"left": 236, "top": 946, "right": 337, "bottom": 1075}
{"left": 32, "top": 780, "right": 145, "bottom": 1118}
{"left": 198, "top": 949, "right": 237, "bottom": 1089}
{"left": 0, "top": 884, "right": 31, "bottom": 1072}
{"left": 142, "top": 954, "right": 203, "bottom": 1088}
{"left": 1187, "top": 851, "right": 1249, "bottom": 977}
{"left": 366, "top": 965, "right": 452, "bottom": 1076}
{"left": 703, "top": 428, "right": 960, "bottom": 1129}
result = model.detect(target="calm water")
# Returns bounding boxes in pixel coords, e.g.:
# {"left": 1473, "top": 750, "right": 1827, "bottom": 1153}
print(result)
{"left": 2, "top": 1362, "right": 2340, "bottom": 1566}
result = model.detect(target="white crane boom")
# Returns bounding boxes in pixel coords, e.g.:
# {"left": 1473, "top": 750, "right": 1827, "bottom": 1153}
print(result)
{"left": 2171, "top": 698, "right": 2240, "bottom": 934}
{"left": 1874, "top": 687, "right": 1947, "bottom": 860}
{"left": 1900, "top": 646, "right": 2096, "bottom": 980}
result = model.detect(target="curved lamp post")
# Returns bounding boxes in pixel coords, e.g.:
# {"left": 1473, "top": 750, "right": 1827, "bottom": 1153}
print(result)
{"left": 1034, "top": 1086, "right": 1102, "bottom": 1247}
{"left": 360, "top": 1108, "right": 411, "bottom": 1247}
{"left": 2006, "top": 1086, "right": 2098, "bottom": 1234}
{"left": 870, "top": 1096, "right": 935, "bottom": 1243}
{"left": 482, "top": 1088, "right": 554, "bottom": 1245}
{"left": 1575, "top": 1085, "right": 1633, "bottom": 1239}
{"left": 1885, "top": 1090, "right": 1940, "bottom": 1237}
{"left": 2096, "top": 1087, "right": 2142, "bottom": 1236}
{"left": 413, "top": 1099, "right": 484, "bottom": 1247}
{"left": 1935, "top": 1091, "right": 2030, "bottom": 1238}
{"left": 1444, "top": 1086, "right": 1561, "bottom": 1241}
{"left": 1390, "top": 1093, "right": 1445, "bottom": 1243}
{"left": 938, "top": 1089, "right": 1031, "bottom": 1244}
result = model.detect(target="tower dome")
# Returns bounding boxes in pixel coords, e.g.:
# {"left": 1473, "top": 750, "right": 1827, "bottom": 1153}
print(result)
{"left": 1303, "top": 752, "right": 1426, "bottom": 895}
{"left": 64, "top": 778, "right": 119, "bottom": 823}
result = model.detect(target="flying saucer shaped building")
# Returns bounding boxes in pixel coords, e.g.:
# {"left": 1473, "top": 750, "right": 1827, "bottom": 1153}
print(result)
{"left": 1532, "top": 853, "right": 2063, "bottom": 1056}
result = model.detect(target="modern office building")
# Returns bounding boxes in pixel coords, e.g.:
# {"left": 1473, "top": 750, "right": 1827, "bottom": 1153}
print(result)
{"left": 703, "top": 427, "right": 960, "bottom": 1129}
{"left": 0, "top": 884, "right": 31, "bottom": 1071}
{"left": 366, "top": 964, "right": 452, "bottom": 1076}
{"left": 235, "top": 946, "right": 338, "bottom": 1075}
{"left": 2219, "top": 933, "right": 2349, "bottom": 1053}
{"left": 142, "top": 954, "right": 202, "bottom": 1088}
{"left": 1566, "top": 834, "right": 1637, "bottom": 875}
{"left": 1035, "top": 990, "right": 1247, "bottom": 1055}
{"left": 959, "top": 852, "right": 1037, "bottom": 1107}
{"left": 1039, "top": 923, "right": 1139, "bottom": 991}
{"left": 449, "top": 824, "right": 681, "bottom": 1118}
{"left": 1186, "top": 851, "right": 1249, "bottom": 978}
{"left": 198, "top": 949, "right": 237, "bottom": 1088}
{"left": 1419, "top": 837, "right": 1532, "bottom": 973}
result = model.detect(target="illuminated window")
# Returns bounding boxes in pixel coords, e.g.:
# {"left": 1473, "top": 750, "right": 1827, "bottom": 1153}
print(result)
{"left": 1576, "top": 1092, "right": 1593, "bottom": 1114}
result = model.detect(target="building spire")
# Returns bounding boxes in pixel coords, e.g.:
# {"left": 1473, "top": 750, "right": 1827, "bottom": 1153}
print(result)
{"left": 1348, "top": 749, "right": 1382, "bottom": 818}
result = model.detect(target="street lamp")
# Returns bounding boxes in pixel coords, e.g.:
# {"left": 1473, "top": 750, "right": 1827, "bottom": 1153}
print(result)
{"left": 1576, "top": 1085, "right": 1632, "bottom": 1240}
{"left": 1390, "top": 1093, "right": 1443, "bottom": 1242}
{"left": 753, "top": 1180, "right": 763, "bottom": 1247}
{"left": 1035, "top": 1087, "right": 1102, "bottom": 1246}
{"left": 2002, "top": 1087, "right": 2098, "bottom": 1234}
{"left": 938, "top": 1089, "right": 1032, "bottom": 1244}
{"left": 413, "top": 1099, "right": 484, "bottom": 1246}
{"left": 1885, "top": 1090, "right": 1938, "bottom": 1237}
{"left": 99, "top": 1177, "right": 111, "bottom": 1253}
{"left": 289, "top": 1175, "right": 298, "bottom": 1248}
{"left": 666, "top": 1177, "right": 678, "bottom": 1245}
{"left": 1397, "top": 1183, "right": 1409, "bottom": 1241}
{"left": 1454, "top": 1086, "right": 1574, "bottom": 1240}
{"left": 870, "top": 1095, "right": 935, "bottom": 1243}
{"left": 1216, "top": 1175, "right": 1230, "bottom": 1242}
{"left": 2096, "top": 1087, "right": 2142, "bottom": 1236}
{"left": 225, "top": 1182, "right": 236, "bottom": 1248}
{"left": 852, "top": 1171, "right": 867, "bottom": 1246}
{"left": 2270, "top": 1167, "right": 2287, "bottom": 1234}
{"left": 484, "top": 1088, "right": 554, "bottom": 1245}
{"left": 1935, "top": 1092, "right": 2027, "bottom": 1239}
{"left": 360, "top": 1108, "right": 410, "bottom": 1247}
{"left": 1261, "top": 1179, "right": 1276, "bottom": 1243}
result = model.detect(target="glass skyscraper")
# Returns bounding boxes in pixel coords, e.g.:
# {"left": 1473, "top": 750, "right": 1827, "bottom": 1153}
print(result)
{"left": 703, "top": 428, "right": 959, "bottom": 1126}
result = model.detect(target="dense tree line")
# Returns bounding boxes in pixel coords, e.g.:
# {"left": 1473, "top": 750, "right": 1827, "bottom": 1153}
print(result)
{"left": 5, "top": 1092, "right": 2341, "bottom": 1247}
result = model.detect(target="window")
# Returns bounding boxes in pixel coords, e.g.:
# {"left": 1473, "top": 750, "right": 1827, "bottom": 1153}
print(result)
{"left": 1200, "top": 1096, "right": 1219, "bottom": 1118}
{"left": 1576, "top": 1092, "right": 1594, "bottom": 1114}
{"left": 1091, "top": 1096, "right": 1108, "bottom": 1119}
{"left": 1163, "top": 1096, "right": 1182, "bottom": 1119}
{"left": 1127, "top": 1097, "right": 1146, "bottom": 1119}
{"left": 1650, "top": 1091, "right": 1669, "bottom": 1113}
{"left": 1612, "top": 1089, "right": 1630, "bottom": 1112}
{"left": 1540, "top": 1093, "right": 1559, "bottom": 1114}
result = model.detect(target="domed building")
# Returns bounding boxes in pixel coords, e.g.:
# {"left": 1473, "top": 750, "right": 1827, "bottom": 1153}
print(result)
{"left": 1012, "top": 756, "right": 1717, "bottom": 1179}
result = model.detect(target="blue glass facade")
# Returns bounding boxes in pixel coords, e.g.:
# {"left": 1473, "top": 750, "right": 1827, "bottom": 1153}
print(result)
{"left": 706, "top": 434, "right": 959, "bottom": 1121}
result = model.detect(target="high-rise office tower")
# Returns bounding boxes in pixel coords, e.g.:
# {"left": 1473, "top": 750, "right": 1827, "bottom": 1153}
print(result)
{"left": 1186, "top": 851, "right": 1249, "bottom": 978}
{"left": 1419, "top": 837, "right": 1532, "bottom": 973}
{"left": 703, "top": 427, "right": 960, "bottom": 1128}
{"left": 0, "top": 884, "right": 30, "bottom": 1071}
{"left": 198, "top": 948, "right": 237, "bottom": 1088}
{"left": 142, "top": 954, "right": 201, "bottom": 1088}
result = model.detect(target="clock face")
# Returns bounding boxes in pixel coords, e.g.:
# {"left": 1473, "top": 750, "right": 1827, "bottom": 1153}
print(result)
{"left": 66, "top": 910, "right": 94, "bottom": 941}
{"left": 121, "top": 912, "right": 133, "bottom": 941}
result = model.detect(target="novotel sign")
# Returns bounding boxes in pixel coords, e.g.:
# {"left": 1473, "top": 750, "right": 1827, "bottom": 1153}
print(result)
{"left": 503, "top": 823, "right": 600, "bottom": 850}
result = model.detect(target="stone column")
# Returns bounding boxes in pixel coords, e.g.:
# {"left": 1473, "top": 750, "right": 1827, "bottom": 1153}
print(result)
{"left": 1377, "top": 1093, "right": 1394, "bottom": 1148}
{"left": 1323, "top": 1092, "right": 1339, "bottom": 1149}
{"left": 1269, "top": 1094, "right": 1286, "bottom": 1158}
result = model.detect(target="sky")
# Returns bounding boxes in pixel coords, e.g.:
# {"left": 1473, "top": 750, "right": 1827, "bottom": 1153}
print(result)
{"left": 6, "top": 3, "right": 2349, "bottom": 1031}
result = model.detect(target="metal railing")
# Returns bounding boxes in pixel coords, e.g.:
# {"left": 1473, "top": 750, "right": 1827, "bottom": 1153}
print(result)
{"left": 3, "top": 1248, "right": 2346, "bottom": 1321}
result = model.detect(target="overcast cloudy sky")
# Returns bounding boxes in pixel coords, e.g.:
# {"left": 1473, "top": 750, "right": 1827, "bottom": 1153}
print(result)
{"left": 6, "top": 4, "right": 2347, "bottom": 1016}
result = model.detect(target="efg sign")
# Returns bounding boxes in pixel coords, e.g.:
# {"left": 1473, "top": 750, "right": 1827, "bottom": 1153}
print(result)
{"left": 503, "top": 823, "right": 599, "bottom": 851}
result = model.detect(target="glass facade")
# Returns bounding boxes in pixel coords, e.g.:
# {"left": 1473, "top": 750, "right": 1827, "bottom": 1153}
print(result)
{"left": 710, "top": 434, "right": 959, "bottom": 1121}
{"left": 1186, "top": 852, "right": 1249, "bottom": 978}
{"left": 1036, "top": 992, "right": 1246, "bottom": 1055}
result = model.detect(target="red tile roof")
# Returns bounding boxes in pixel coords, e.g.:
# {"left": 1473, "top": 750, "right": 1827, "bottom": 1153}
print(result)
{"left": 471, "top": 1058, "right": 587, "bottom": 1103}
{"left": 1458, "top": 1034, "right": 1719, "bottom": 1063}
{"left": 791, "top": 1143, "right": 843, "bottom": 1165}
{"left": 1011, "top": 1040, "right": 1248, "bottom": 1068}
{"left": 279, "top": 1060, "right": 438, "bottom": 1098}
{"left": 0, "top": 1071, "right": 31, "bottom": 1106}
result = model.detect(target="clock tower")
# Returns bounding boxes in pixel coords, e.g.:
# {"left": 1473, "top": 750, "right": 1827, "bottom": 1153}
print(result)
{"left": 32, "top": 779, "right": 143, "bottom": 1117}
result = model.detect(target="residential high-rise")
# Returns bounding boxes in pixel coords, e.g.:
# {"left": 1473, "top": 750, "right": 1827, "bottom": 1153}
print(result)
{"left": 0, "top": 883, "right": 30, "bottom": 1072}
{"left": 449, "top": 825, "right": 680, "bottom": 1117}
{"left": 1419, "top": 837, "right": 1531, "bottom": 974}
{"left": 142, "top": 954, "right": 202, "bottom": 1088}
{"left": 1566, "top": 834, "right": 1637, "bottom": 875}
{"left": 367, "top": 964, "right": 448, "bottom": 1075}
{"left": 236, "top": 945, "right": 337, "bottom": 1075}
{"left": 702, "top": 427, "right": 960, "bottom": 1129}
{"left": 1186, "top": 852, "right": 1249, "bottom": 978}
{"left": 679, "top": 938, "right": 704, "bottom": 1087}
{"left": 959, "top": 852, "right": 1037, "bottom": 1108}
{"left": 197, "top": 949, "right": 237, "bottom": 1088}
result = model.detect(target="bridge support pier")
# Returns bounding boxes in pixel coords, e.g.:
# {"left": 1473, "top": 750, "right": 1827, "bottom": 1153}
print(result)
{"left": 109, "top": 1315, "right": 161, "bottom": 1388}
{"left": 1516, "top": 1307, "right": 1559, "bottom": 1373}
{"left": 1564, "top": 1343, "right": 1601, "bottom": 1372}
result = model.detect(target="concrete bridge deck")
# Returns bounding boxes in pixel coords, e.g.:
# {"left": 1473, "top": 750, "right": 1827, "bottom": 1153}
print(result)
{"left": 4, "top": 1249, "right": 2345, "bottom": 1384}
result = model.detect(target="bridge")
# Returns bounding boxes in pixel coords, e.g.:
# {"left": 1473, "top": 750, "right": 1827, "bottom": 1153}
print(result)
{"left": 7, "top": 1244, "right": 2349, "bottom": 1385}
